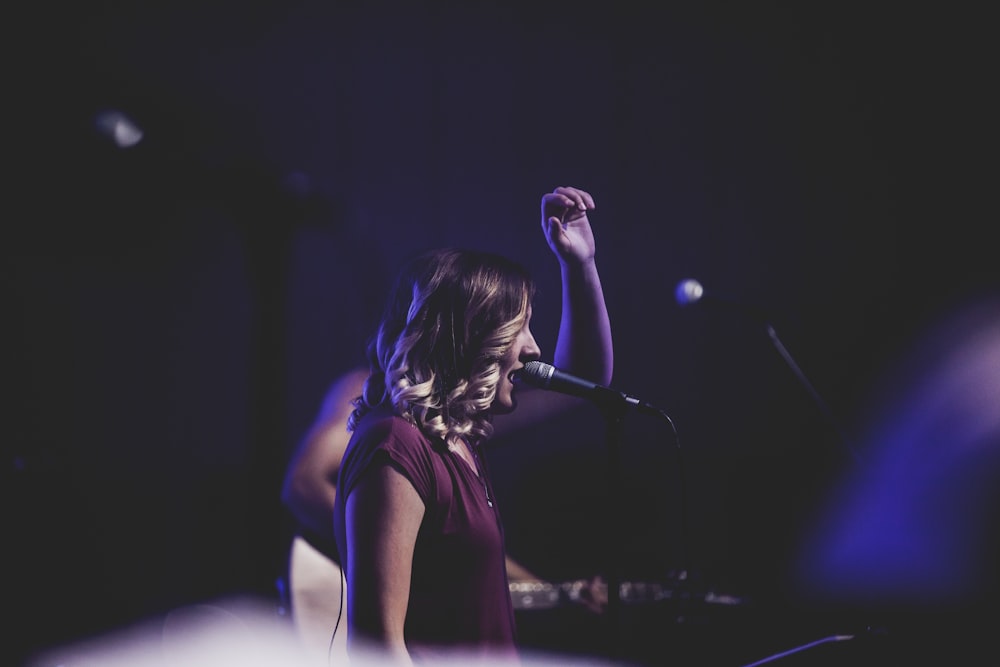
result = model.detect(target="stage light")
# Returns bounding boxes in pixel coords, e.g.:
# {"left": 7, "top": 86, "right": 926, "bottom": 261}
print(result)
{"left": 94, "top": 109, "right": 144, "bottom": 148}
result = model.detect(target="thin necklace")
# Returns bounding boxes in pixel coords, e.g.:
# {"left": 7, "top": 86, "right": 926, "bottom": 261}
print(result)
{"left": 472, "top": 447, "right": 494, "bottom": 507}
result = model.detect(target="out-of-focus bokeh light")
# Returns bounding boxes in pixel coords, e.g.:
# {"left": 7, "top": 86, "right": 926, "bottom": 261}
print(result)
{"left": 94, "top": 110, "right": 144, "bottom": 148}
{"left": 794, "top": 296, "right": 1000, "bottom": 608}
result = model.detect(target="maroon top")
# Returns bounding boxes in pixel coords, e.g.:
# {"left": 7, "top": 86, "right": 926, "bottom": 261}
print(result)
{"left": 334, "top": 408, "right": 518, "bottom": 663}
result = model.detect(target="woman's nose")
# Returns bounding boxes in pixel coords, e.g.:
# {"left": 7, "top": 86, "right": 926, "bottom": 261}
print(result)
{"left": 523, "top": 334, "right": 541, "bottom": 360}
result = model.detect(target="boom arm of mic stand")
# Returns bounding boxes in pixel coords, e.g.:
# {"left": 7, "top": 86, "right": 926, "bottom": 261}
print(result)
{"left": 765, "top": 323, "right": 864, "bottom": 468}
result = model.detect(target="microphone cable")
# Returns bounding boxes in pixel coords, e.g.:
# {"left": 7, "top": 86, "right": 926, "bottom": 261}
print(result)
{"left": 327, "top": 565, "right": 345, "bottom": 666}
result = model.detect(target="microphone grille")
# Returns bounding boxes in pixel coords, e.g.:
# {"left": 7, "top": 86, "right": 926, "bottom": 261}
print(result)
{"left": 518, "top": 360, "right": 554, "bottom": 385}
{"left": 675, "top": 279, "right": 704, "bottom": 306}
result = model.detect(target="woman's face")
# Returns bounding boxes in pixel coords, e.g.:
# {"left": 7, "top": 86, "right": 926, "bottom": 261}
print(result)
{"left": 493, "top": 306, "right": 541, "bottom": 414}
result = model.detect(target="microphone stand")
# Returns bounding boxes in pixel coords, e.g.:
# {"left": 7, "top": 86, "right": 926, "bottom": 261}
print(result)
{"left": 597, "top": 399, "right": 679, "bottom": 663}
{"left": 701, "top": 296, "right": 881, "bottom": 649}
{"left": 598, "top": 394, "right": 683, "bottom": 663}
{"left": 764, "top": 322, "right": 864, "bottom": 469}
{"left": 679, "top": 286, "right": 881, "bottom": 650}
{"left": 683, "top": 287, "right": 864, "bottom": 469}
{"left": 599, "top": 401, "right": 628, "bottom": 662}
{"left": 513, "top": 363, "right": 684, "bottom": 662}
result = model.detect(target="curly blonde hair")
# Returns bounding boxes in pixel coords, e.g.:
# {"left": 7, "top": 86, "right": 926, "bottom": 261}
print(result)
{"left": 348, "top": 248, "right": 535, "bottom": 450}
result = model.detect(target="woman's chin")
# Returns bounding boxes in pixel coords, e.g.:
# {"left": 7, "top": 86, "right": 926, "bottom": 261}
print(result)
{"left": 490, "top": 395, "right": 517, "bottom": 415}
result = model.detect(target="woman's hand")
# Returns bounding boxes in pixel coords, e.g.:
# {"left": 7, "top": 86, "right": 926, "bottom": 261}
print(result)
{"left": 541, "top": 186, "right": 597, "bottom": 264}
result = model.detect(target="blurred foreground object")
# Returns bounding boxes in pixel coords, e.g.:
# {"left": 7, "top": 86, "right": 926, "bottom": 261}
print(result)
{"left": 796, "top": 295, "right": 1000, "bottom": 608}
{"left": 791, "top": 295, "right": 1000, "bottom": 665}
{"left": 28, "top": 595, "right": 622, "bottom": 667}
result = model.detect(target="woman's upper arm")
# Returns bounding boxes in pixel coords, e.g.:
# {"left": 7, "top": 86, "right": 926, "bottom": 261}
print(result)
{"left": 344, "top": 462, "right": 425, "bottom": 655}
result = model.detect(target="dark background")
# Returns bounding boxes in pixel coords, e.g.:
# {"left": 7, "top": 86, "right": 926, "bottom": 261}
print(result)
{"left": 5, "top": 2, "right": 997, "bottom": 665}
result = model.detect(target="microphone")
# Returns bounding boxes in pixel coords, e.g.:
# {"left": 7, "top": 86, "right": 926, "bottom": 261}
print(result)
{"left": 512, "top": 361, "right": 667, "bottom": 419}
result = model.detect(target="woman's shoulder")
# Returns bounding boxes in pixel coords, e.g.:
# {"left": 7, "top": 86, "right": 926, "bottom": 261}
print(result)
{"left": 348, "top": 409, "right": 447, "bottom": 491}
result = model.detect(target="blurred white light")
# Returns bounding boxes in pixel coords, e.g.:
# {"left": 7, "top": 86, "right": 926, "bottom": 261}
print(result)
{"left": 674, "top": 278, "right": 704, "bottom": 305}
{"left": 27, "top": 595, "right": 621, "bottom": 667}
{"left": 95, "top": 109, "right": 144, "bottom": 148}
